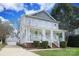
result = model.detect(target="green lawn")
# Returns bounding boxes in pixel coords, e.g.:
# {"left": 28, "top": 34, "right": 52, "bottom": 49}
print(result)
{"left": 33, "top": 48, "right": 79, "bottom": 56}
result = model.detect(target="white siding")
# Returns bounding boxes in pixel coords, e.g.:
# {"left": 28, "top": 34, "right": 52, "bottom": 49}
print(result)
{"left": 26, "top": 17, "right": 59, "bottom": 30}
{"left": 19, "top": 16, "right": 59, "bottom": 44}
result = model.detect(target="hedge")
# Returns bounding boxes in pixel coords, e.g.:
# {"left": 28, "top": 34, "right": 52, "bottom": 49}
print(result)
{"left": 33, "top": 41, "right": 40, "bottom": 48}
{"left": 41, "top": 41, "right": 48, "bottom": 48}
{"left": 67, "top": 35, "right": 79, "bottom": 47}
{"left": 60, "top": 41, "right": 66, "bottom": 48}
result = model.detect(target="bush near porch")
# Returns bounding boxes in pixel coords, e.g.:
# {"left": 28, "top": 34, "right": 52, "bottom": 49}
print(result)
{"left": 33, "top": 41, "right": 48, "bottom": 48}
{"left": 33, "top": 41, "right": 40, "bottom": 48}
{"left": 41, "top": 41, "right": 48, "bottom": 48}
{"left": 60, "top": 41, "right": 66, "bottom": 48}
{"left": 19, "top": 41, "right": 67, "bottom": 48}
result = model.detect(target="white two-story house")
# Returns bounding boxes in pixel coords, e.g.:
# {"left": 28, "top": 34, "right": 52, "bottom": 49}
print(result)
{"left": 18, "top": 10, "right": 66, "bottom": 48}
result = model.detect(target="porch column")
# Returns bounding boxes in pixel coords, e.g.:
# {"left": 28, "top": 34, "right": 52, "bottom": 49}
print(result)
{"left": 25, "top": 28, "right": 29, "bottom": 42}
{"left": 62, "top": 32, "right": 65, "bottom": 41}
{"left": 42, "top": 29, "right": 46, "bottom": 41}
{"left": 49, "top": 30, "right": 54, "bottom": 48}
{"left": 27, "top": 27, "right": 30, "bottom": 42}
{"left": 50, "top": 30, "right": 53, "bottom": 42}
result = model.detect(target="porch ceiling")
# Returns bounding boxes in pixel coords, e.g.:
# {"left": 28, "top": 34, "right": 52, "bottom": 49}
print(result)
{"left": 27, "top": 25, "right": 67, "bottom": 32}
{"left": 53, "top": 29, "right": 67, "bottom": 33}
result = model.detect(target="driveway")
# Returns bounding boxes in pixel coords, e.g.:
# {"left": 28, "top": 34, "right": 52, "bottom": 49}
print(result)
{"left": 0, "top": 45, "right": 39, "bottom": 56}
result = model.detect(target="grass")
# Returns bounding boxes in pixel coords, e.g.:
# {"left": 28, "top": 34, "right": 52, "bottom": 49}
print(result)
{"left": 0, "top": 44, "right": 5, "bottom": 50}
{"left": 33, "top": 48, "right": 79, "bottom": 56}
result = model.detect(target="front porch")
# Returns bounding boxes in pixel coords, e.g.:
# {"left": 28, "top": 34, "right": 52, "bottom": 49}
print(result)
{"left": 28, "top": 27, "right": 66, "bottom": 48}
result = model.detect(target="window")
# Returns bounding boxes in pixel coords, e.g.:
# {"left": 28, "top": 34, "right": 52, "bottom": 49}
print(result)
{"left": 53, "top": 32, "right": 57, "bottom": 40}
{"left": 46, "top": 30, "right": 50, "bottom": 40}
{"left": 54, "top": 23, "right": 57, "bottom": 26}
{"left": 59, "top": 33, "right": 62, "bottom": 41}
{"left": 30, "top": 28, "right": 42, "bottom": 41}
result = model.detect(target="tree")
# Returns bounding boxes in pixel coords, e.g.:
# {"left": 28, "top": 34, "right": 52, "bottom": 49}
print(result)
{"left": 51, "top": 3, "right": 74, "bottom": 31}
{"left": 2, "top": 21, "right": 14, "bottom": 34}
{"left": 51, "top": 3, "right": 76, "bottom": 47}
{"left": 0, "top": 21, "right": 14, "bottom": 44}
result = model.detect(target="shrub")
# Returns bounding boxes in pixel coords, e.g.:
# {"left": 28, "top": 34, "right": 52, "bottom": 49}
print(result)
{"left": 60, "top": 41, "right": 66, "bottom": 48}
{"left": 33, "top": 41, "right": 40, "bottom": 48}
{"left": 67, "top": 35, "right": 79, "bottom": 47}
{"left": 41, "top": 41, "right": 48, "bottom": 48}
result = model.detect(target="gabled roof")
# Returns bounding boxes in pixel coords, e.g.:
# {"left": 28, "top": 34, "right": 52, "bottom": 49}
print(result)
{"left": 25, "top": 10, "right": 59, "bottom": 23}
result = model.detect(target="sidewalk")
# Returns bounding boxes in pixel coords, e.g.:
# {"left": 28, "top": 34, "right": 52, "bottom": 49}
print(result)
{"left": 0, "top": 45, "right": 39, "bottom": 56}
{"left": 28, "top": 48, "right": 62, "bottom": 51}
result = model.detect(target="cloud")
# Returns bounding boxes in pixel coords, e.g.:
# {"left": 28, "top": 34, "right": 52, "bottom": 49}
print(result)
{"left": 43, "top": 3, "right": 55, "bottom": 10}
{"left": 0, "top": 16, "right": 8, "bottom": 22}
{"left": 39, "top": 3, "right": 55, "bottom": 13}
{"left": 24, "top": 3, "right": 41, "bottom": 10}
{"left": 0, "top": 3, "right": 24, "bottom": 12}
{"left": 0, "top": 3, "right": 55, "bottom": 14}
{"left": 23, "top": 3, "right": 43, "bottom": 14}
{"left": 0, "top": 5, "right": 4, "bottom": 12}
{"left": 24, "top": 3, "right": 55, "bottom": 14}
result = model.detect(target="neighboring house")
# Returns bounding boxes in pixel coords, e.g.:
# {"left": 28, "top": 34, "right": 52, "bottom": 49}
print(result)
{"left": 18, "top": 10, "right": 66, "bottom": 48}
{"left": 71, "top": 27, "right": 79, "bottom": 35}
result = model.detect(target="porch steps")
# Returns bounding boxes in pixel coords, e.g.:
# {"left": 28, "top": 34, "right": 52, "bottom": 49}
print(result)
{"left": 48, "top": 41, "right": 60, "bottom": 48}
{"left": 52, "top": 43, "right": 59, "bottom": 48}
{"left": 52, "top": 41, "right": 60, "bottom": 48}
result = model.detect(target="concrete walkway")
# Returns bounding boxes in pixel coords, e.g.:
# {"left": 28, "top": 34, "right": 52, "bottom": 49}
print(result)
{"left": 0, "top": 45, "right": 39, "bottom": 56}
{"left": 28, "top": 48, "right": 62, "bottom": 51}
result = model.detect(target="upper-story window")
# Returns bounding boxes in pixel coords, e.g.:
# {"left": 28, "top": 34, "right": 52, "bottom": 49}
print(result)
{"left": 54, "top": 23, "right": 57, "bottom": 27}
{"left": 53, "top": 23, "right": 58, "bottom": 29}
{"left": 55, "top": 24, "right": 57, "bottom": 26}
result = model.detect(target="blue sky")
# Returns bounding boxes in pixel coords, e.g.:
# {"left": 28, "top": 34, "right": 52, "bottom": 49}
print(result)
{"left": 0, "top": 3, "right": 55, "bottom": 29}
{"left": 0, "top": 3, "right": 78, "bottom": 30}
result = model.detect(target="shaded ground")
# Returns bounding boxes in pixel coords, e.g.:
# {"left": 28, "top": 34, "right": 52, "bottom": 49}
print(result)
{"left": 33, "top": 48, "right": 79, "bottom": 56}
